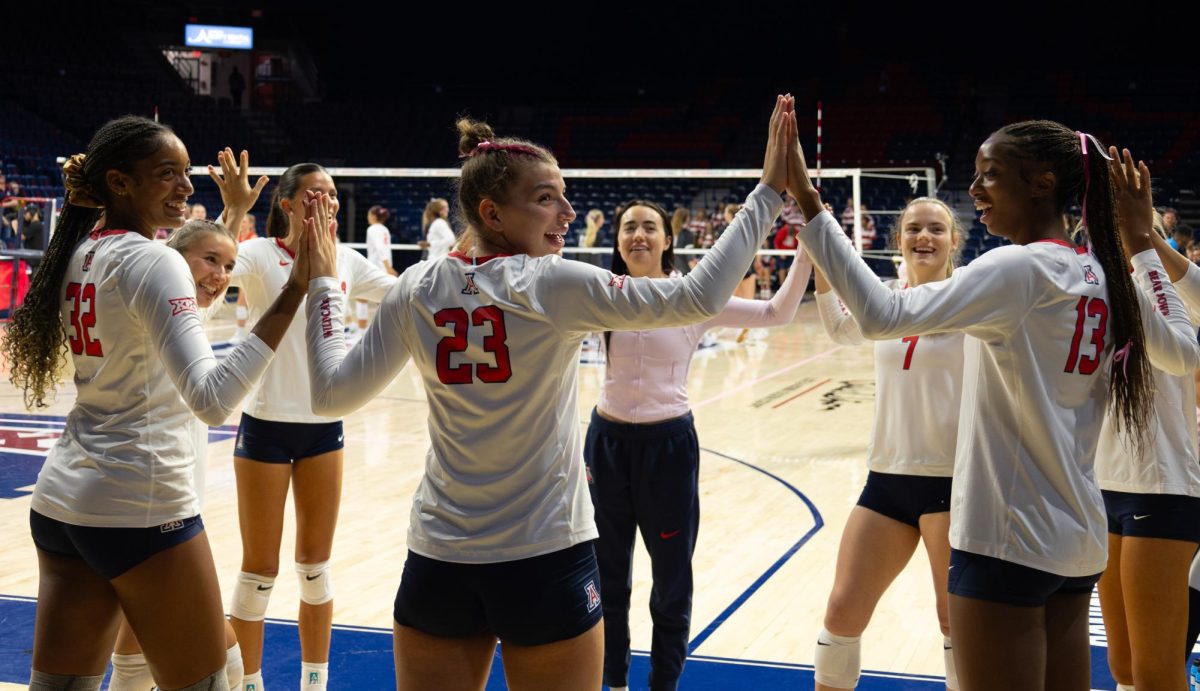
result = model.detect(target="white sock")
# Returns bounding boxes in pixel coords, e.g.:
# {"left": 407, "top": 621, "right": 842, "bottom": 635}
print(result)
{"left": 243, "top": 670, "right": 265, "bottom": 691}
{"left": 109, "top": 652, "right": 155, "bottom": 690}
{"left": 1116, "top": 684, "right": 1135, "bottom": 691}
{"left": 225, "top": 642, "right": 244, "bottom": 690}
{"left": 301, "top": 661, "right": 328, "bottom": 690}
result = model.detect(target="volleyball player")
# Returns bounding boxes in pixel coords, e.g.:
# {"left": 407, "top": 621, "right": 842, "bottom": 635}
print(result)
{"left": 1095, "top": 189, "right": 1200, "bottom": 691}
{"left": 300, "top": 95, "right": 794, "bottom": 690}
{"left": 1, "top": 115, "right": 325, "bottom": 691}
{"left": 787, "top": 116, "right": 1199, "bottom": 691}
{"left": 810, "top": 197, "right": 966, "bottom": 690}
{"left": 227, "top": 162, "right": 395, "bottom": 691}
{"left": 421, "top": 198, "right": 455, "bottom": 262}
{"left": 587, "top": 198, "right": 811, "bottom": 691}
{"left": 110, "top": 219, "right": 244, "bottom": 691}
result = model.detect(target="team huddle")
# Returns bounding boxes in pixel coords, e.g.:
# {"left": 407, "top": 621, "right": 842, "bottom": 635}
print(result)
{"left": 2, "top": 94, "right": 1197, "bottom": 691}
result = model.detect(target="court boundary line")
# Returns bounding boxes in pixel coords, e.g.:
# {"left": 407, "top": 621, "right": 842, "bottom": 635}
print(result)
{"left": 692, "top": 345, "right": 843, "bottom": 410}
{"left": 686, "top": 448, "right": 824, "bottom": 652}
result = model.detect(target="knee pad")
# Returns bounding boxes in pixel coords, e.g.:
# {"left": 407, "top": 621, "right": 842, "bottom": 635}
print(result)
{"left": 814, "top": 628, "right": 861, "bottom": 689}
{"left": 28, "top": 670, "right": 104, "bottom": 691}
{"left": 296, "top": 561, "right": 333, "bottom": 605}
{"left": 354, "top": 301, "right": 369, "bottom": 322}
{"left": 235, "top": 305, "right": 248, "bottom": 322}
{"left": 224, "top": 642, "right": 244, "bottom": 690}
{"left": 943, "top": 636, "right": 958, "bottom": 690}
{"left": 170, "top": 668, "right": 229, "bottom": 691}
{"left": 109, "top": 652, "right": 154, "bottom": 690}
{"left": 230, "top": 571, "right": 275, "bottom": 622}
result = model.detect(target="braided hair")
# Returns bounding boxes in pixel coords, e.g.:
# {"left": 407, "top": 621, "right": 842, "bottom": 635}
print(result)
{"left": 2, "top": 115, "right": 173, "bottom": 408}
{"left": 995, "top": 120, "right": 1152, "bottom": 449}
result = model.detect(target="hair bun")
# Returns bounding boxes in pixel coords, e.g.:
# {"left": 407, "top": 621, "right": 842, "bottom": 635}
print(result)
{"left": 456, "top": 118, "right": 496, "bottom": 157}
{"left": 62, "top": 153, "right": 104, "bottom": 209}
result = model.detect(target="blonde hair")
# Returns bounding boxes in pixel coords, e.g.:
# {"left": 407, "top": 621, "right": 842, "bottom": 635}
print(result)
{"left": 582, "top": 209, "right": 604, "bottom": 248}
{"left": 422, "top": 198, "right": 448, "bottom": 233}
{"left": 891, "top": 197, "right": 965, "bottom": 277}
{"left": 166, "top": 219, "right": 236, "bottom": 254}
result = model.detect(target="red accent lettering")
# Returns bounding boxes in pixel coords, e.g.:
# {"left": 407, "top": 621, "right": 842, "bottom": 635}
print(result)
{"left": 1065, "top": 296, "right": 1108, "bottom": 375}
{"left": 607, "top": 274, "right": 627, "bottom": 289}
{"left": 901, "top": 336, "right": 919, "bottom": 370}
{"left": 65, "top": 282, "right": 103, "bottom": 357}
{"left": 434, "top": 306, "right": 513, "bottom": 385}
{"left": 169, "top": 297, "right": 197, "bottom": 316}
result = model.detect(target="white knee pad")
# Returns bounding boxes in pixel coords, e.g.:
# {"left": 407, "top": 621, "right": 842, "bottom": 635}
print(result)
{"left": 109, "top": 652, "right": 154, "bottom": 691}
{"left": 224, "top": 642, "right": 244, "bottom": 690}
{"left": 235, "top": 305, "right": 248, "bottom": 322}
{"left": 171, "top": 668, "right": 230, "bottom": 690}
{"left": 296, "top": 561, "right": 333, "bottom": 605}
{"left": 814, "top": 628, "right": 861, "bottom": 689}
{"left": 354, "top": 301, "right": 369, "bottom": 322}
{"left": 29, "top": 670, "right": 104, "bottom": 691}
{"left": 943, "top": 636, "right": 959, "bottom": 690}
{"left": 230, "top": 571, "right": 275, "bottom": 621}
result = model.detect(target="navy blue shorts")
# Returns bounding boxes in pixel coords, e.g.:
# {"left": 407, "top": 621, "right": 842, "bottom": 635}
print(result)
{"left": 30, "top": 510, "right": 204, "bottom": 580}
{"left": 856, "top": 470, "right": 952, "bottom": 528}
{"left": 947, "top": 549, "right": 1101, "bottom": 607}
{"left": 234, "top": 413, "right": 344, "bottom": 463}
{"left": 1103, "top": 489, "right": 1200, "bottom": 542}
{"left": 394, "top": 541, "right": 603, "bottom": 646}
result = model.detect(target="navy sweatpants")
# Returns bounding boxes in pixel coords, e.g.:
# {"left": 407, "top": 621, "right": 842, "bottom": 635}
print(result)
{"left": 585, "top": 408, "right": 700, "bottom": 691}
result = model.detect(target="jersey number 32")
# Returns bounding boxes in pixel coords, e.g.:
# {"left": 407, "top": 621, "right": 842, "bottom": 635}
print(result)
{"left": 66, "top": 282, "right": 103, "bottom": 357}
{"left": 434, "top": 306, "right": 512, "bottom": 384}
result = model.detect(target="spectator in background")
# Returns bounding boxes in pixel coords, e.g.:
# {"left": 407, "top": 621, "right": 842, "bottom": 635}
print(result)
{"left": 238, "top": 212, "right": 258, "bottom": 242}
{"left": 858, "top": 203, "right": 877, "bottom": 249}
{"left": 1186, "top": 239, "right": 1200, "bottom": 265}
{"left": 1169, "top": 223, "right": 1193, "bottom": 253}
{"left": 229, "top": 66, "right": 246, "bottom": 108}
{"left": 21, "top": 204, "right": 43, "bottom": 250}
{"left": 775, "top": 198, "right": 805, "bottom": 287}
{"left": 189, "top": 203, "right": 208, "bottom": 221}
{"left": 688, "top": 208, "right": 713, "bottom": 249}
{"left": 841, "top": 196, "right": 856, "bottom": 228}
{"left": 1162, "top": 207, "right": 1179, "bottom": 234}
{"left": 671, "top": 207, "right": 694, "bottom": 274}
{"left": 365, "top": 205, "right": 397, "bottom": 276}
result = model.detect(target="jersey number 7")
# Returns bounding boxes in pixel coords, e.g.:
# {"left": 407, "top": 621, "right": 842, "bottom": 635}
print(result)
{"left": 66, "top": 282, "right": 103, "bottom": 357}
{"left": 434, "top": 306, "right": 512, "bottom": 384}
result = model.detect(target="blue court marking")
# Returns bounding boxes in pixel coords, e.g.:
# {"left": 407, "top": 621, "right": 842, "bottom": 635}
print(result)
{"left": 686, "top": 447, "right": 824, "bottom": 652}
{"left": 0, "top": 595, "right": 1127, "bottom": 689}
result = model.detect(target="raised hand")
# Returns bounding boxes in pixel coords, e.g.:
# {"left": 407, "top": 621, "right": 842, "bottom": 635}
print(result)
{"left": 1108, "top": 146, "right": 1154, "bottom": 257}
{"left": 761, "top": 95, "right": 790, "bottom": 194}
{"left": 210, "top": 147, "right": 269, "bottom": 227}
{"left": 785, "top": 107, "right": 825, "bottom": 221}
{"left": 305, "top": 190, "right": 339, "bottom": 282}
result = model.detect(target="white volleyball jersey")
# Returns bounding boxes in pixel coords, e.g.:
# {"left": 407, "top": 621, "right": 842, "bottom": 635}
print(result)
{"left": 801, "top": 210, "right": 1199, "bottom": 576}
{"left": 232, "top": 238, "right": 395, "bottom": 422}
{"left": 306, "top": 184, "right": 783, "bottom": 563}
{"left": 365, "top": 223, "right": 392, "bottom": 271}
{"left": 816, "top": 282, "right": 964, "bottom": 477}
{"left": 1096, "top": 260, "right": 1200, "bottom": 496}
{"left": 32, "top": 230, "right": 273, "bottom": 528}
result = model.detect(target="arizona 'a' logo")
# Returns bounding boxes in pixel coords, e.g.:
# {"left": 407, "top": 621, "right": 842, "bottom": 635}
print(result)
{"left": 584, "top": 580, "right": 601, "bottom": 612}
{"left": 1082, "top": 264, "right": 1099, "bottom": 285}
{"left": 462, "top": 272, "right": 480, "bottom": 295}
{"left": 169, "top": 297, "right": 197, "bottom": 316}
{"left": 608, "top": 274, "right": 627, "bottom": 289}
{"left": 81, "top": 250, "right": 95, "bottom": 272}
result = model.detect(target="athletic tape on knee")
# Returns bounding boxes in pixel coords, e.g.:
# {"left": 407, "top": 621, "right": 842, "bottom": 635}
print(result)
{"left": 230, "top": 571, "right": 275, "bottom": 621}
{"left": 296, "top": 561, "right": 333, "bottom": 605}
{"left": 109, "top": 652, "right": 154, "bottom": 691}
{"left": 943, "top": 636, "right": 959, "bottom": 690}
{"left": 29, "top": 670, "right": 104, "bottom": 691}
{"left": 354, "top": 301, "right": 369, "bottom": 321}
{"left": 814, "top": 628, "right": 861, "bottom": 689}
{"left": 224, "top": 642, "right": 244, "bottom": 691}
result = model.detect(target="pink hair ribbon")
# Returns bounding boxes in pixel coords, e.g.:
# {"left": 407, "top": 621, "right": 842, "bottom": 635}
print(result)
{"left": 1076, "top": 131, "right": 1114, "bottom": 227}
{"left": 1112, "top": 339, "right": 1133, "bottom": 377}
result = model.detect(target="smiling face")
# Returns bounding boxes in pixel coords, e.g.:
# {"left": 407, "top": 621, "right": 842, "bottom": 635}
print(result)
{"left": 181, "top": 231, "right": 237, "bottom": 307}
{"left": 898, "top": 201, "right": 957, "bottom": 284}
{"left": 107, "top": 134, "right": 194, "bottom": 237}
{"left": 617, "top": 204, "right": 671, "bottom": 278}
{"left": 969, "top": 136, "right": 1055, "bottom": 243}
{"left": 484, "top": 162, "right": 575, "bottom": 257}
{"left": 282, "top": 170, "right": 340, "bottom": 240}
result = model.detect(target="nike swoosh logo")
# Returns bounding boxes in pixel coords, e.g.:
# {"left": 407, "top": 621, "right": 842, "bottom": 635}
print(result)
{"left": 280, "top": 260, "right": 291, "bottom": 266}
{"left": 660, "top": 530, "right": 682, "bottom": 540}
{"left": 1133, "top": 514, "right": 1151, "bottom": 520}
{"left": 256, "top": 584, "right": 273, "bottom": 591}
{"left": 816, "top": 641, "right": 831, "bottom": 646}
{"left": 337, "top": 435, "right": 344, "bottom": 443}
{"left": 306, "top": 574, "right": 321, "bottom": 581}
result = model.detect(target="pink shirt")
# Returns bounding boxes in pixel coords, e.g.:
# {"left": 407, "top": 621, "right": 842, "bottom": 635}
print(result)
{"left": 597, "top": 252, "right": 812, "bottom": 423}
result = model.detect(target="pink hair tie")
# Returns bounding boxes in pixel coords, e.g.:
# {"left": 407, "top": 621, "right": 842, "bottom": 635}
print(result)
{"left": 1112, "top": 339, "right": 1133, "bottom": 377}
{"left": 1075, "top": 131, "right": 1114, "bottom": 227}
{"left": 461, "top": 140, "right": 544, "bottom": 159}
